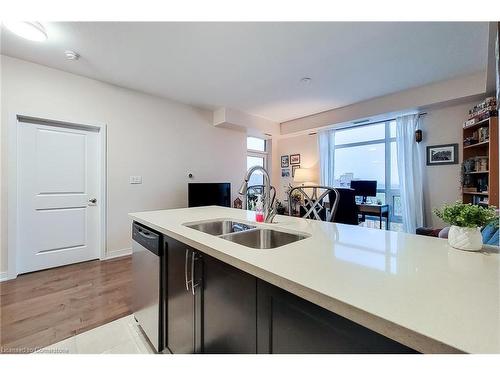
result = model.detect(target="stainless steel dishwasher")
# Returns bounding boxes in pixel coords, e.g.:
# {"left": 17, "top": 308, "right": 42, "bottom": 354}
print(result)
{"left": 132, "top": 221, "right": 165, "bottom": 352}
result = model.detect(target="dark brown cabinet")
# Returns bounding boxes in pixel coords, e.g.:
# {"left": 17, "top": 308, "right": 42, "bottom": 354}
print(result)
{"left": 201, "top": 254, "right": 257, "bottom": 353}
{"left": 165, "top": 235, "right": 257, "bottom": 354}
{"left": 165, "top": 237, "right": 202, "bottom": 353}
{"left": 256, "top": 280, "right": 416, "bottom": 354}
{"left": 164, "top": 235, "right": 416, "bottom": 354}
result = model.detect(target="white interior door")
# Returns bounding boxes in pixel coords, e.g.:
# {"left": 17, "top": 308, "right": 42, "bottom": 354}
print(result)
{"left": 17, "top": 121, "right": 101, "bottom": 274}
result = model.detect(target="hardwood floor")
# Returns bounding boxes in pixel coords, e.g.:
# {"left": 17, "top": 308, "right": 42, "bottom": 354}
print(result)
{"left": 0, "top": 256, "right": 132, "bottom": 353}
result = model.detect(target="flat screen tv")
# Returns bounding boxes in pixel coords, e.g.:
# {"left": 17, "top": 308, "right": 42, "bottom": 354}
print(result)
{"left": 188, "top": 183, "right": 231, "bottom": 208}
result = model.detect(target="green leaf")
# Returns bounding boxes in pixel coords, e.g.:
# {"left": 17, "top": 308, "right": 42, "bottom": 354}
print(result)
{"left": 433, "top": 201, "right": 498, "bottom": 228}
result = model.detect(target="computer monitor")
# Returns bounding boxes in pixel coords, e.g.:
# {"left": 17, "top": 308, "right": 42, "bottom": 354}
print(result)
{"left": 350, "top": 180, "right": 377, "bottom": 203}
{"left": 188, "top": 183, "right": 231, "bottom": 208}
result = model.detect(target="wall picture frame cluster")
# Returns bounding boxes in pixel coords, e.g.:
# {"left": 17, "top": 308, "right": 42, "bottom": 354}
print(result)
{"left": 281, "top": 154, "right": 301, "bottom": 178}
{"left": 281, "top": 154, "right": 300, "bottom": 167}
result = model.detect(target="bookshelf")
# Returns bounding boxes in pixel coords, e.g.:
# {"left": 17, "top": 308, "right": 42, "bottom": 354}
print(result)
{"left": 462, "top": 114, "right": 498, "bottom": 207}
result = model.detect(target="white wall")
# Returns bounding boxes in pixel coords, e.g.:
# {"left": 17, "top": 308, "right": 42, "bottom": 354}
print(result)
{"left": 420, "top": 101, "right": 476, "bottom": 227}
{"left": 275, "top": 100, "right": 479, "bottom": 228}
{"left": 0, "top": 55, "right": 246, "bottom": 273}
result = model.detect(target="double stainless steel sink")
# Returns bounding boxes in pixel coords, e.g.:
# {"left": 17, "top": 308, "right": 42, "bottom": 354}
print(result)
{"left": 186, "top": 220, "right": 255, "bottom": 236}
{"left": 184, "top": 219, "right": 309, "bottom": 249}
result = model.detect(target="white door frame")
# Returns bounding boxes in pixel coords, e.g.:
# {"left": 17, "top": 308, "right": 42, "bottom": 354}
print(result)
{"left": 7, "top": 113, "right": 107, "bottom": 280}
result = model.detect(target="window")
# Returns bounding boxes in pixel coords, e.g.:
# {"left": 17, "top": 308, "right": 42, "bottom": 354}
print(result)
{"left": 333, "top": 120, "right": 401, "bottom": 223}
{"left": 247, "top": 137, "right": 266, "bottom": 152}
{"left": 246, "top": 136, "right": 267, "bottom": 187}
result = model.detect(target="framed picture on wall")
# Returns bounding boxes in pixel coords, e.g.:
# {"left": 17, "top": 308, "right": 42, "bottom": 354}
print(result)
{"left": 281, "top": 168, "right": 290, "bottom": 178}
{"left": 290, "top": 154, "right": 301, "bottom": 165}
{"left": 292, "top": 165, "right": 300, "bottom": 177}
{"left": 426, "top": 143, "right": 459, "bottom": 166}
{"left": 281, "top": 155, "right": 289, "bottom": 168}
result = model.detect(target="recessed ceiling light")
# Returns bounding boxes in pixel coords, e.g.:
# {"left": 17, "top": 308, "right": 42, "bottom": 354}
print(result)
{"left": 300, "top": 77, "right": 312, "bottom": 85}
{"left": 3, "top": 21, "right": 47, "bottom": 42}
{"left": 64, "top": 50, "right": 80, "bottom": 61}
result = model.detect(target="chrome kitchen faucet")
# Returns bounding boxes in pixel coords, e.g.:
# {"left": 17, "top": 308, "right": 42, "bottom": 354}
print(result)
{"left": 238, "top": 166, "right": 277, "bottom": 223}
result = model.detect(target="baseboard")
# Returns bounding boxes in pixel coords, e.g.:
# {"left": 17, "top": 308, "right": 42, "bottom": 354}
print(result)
{"left": 0, "top": 271, "right": 15, "bottom": 282}
{"left": 104, "top": 247, "right": 132, "bottom": 260}
{"left": 0, "top": 249, "right": 132, "bottom": 281}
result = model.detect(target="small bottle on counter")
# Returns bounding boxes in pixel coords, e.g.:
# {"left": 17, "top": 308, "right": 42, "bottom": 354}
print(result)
{"left": 255, "top": 195, "right": 264, "bottom": 223}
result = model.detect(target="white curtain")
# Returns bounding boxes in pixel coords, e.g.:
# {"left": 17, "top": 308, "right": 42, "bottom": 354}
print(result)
{"left": 396, "top": 114, "right": 424, "bottom": 233}
{"left": 318, "top": 129, "right": 335, "bottom": 186}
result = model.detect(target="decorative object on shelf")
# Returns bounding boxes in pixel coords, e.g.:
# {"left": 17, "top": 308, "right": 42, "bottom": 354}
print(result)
{"left": 463, "top": 135, "right": 478, "bottom": 146}
{"left": 281, "top": 168, "right": 290, "bottom": 178}
{"left": 233, "top": 197, "right": 242, "bottom": 209}
{"left": 475, "top": 156, "right": 488, "bottom": 172}
{"left": 290, "top": 154, "right": 301, "bottom": 165}
{"left": 463, "top": 158, "right": 475, "bottom": 173}
{"left": 292, "top": 164, "right": 301, "bottom": 178}
{"left": 433, "top": 201, "right": 497, "bottom": 251}
{"left": 463, "top": 97, "right": 497, "bottom": 128}
{"left": 476, "top": 175, "right": 488, "bottom": 192}
{"left": 281, "top": 155, "right": 289, "bottom": 168}
{"left": 426, "top": 143, "right": 458, "bottom": 166}
{"left": 478, "top": 127, "right": 489, "bottom": 142}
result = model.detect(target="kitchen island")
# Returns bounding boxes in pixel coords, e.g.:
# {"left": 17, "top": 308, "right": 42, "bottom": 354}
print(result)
{"left": 129, "top": 206, "right": 500, "bottom": 354}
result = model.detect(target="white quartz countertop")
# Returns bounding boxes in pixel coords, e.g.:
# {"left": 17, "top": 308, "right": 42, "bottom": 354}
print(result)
{"left": 129, "top": 206, "right": 500, "bottom": 354}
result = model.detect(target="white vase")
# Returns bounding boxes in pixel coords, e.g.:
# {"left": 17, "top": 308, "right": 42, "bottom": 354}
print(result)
{"left": 448, "top": 225, "right": 483, "bottom": 251}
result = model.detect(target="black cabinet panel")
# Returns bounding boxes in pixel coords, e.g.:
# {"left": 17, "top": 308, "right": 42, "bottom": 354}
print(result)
{"left": 164, "top": 234, "right": 416, "bottom": 354}
{"left": 165, "top": 237, "right": 196, "bottom": 354}
{"left": 201, "top": 254, "right": 257, "bottom": 353}
{"left": 257, "top": 280, "right": 417, "bottom": 354}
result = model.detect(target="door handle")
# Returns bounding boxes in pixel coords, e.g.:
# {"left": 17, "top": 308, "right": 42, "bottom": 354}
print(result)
{"left": 185, "top": 249, "right": 191, "bottom": 292}
{"left": 88, "top": 198, "right": 97, "bottom": 205}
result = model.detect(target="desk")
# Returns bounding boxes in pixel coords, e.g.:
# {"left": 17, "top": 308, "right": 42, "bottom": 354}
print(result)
{"left": 357, "top": 204, "right": 389, "bottom": 230}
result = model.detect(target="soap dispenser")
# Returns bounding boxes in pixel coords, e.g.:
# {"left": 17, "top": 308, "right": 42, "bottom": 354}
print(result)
{"left": 255, "top": 194, "right": 264, "bottom": 223}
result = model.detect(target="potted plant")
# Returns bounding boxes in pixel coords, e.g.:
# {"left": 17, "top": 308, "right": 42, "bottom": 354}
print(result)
{"left": 433, "top": 201, "right": 497, "bottom": 251}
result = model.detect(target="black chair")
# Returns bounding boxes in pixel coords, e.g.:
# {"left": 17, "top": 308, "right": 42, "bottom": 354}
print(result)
{"left": 328, "top": 188, "right": 359, "bottom": 225}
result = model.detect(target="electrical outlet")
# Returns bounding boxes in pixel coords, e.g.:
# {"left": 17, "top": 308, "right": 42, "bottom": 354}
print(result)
{"left": 129, "top": 176, "right": 142, "bottom": 184}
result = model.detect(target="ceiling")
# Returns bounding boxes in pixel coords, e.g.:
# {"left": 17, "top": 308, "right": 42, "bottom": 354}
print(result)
{"left": 0, "top": 22, "right": 490, "bottom": 123}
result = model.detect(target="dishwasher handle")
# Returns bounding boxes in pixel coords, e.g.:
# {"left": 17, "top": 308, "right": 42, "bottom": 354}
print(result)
{"left": 132, "top": 222, "right": 161, "bottom": 256}
{"left": 138, "top": 231, "right": 157, "bottom": 241}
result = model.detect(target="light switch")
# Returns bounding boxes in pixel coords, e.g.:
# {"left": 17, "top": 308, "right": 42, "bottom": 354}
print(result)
{"left": 129, "top": 176, "right": 142, "bottom": 184}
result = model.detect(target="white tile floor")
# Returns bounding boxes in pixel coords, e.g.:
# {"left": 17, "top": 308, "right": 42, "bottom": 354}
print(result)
{"left": 36, "top": 315, "right": 155, "bottom": 354}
